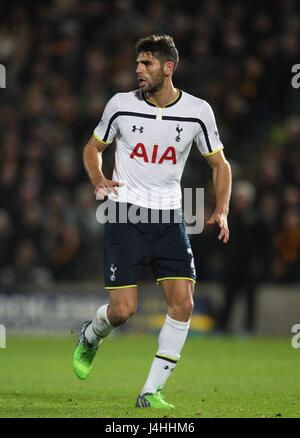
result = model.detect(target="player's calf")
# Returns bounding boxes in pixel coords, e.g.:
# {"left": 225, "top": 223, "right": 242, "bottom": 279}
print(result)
{"left": 73, "top": 305, "right": 114, "bottom": 380}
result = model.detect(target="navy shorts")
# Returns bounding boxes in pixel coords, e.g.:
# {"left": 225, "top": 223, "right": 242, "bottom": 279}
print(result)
{"left": 103, "top": 202, "right": 196, "bottom": 290}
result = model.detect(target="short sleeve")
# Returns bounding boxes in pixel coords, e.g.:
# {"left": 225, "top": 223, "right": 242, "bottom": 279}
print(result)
{"left": 94, "top": 94, "right": 119, "bottom": 144}
{"left": 194, "top": 101, "right": 224, "bottom": 157}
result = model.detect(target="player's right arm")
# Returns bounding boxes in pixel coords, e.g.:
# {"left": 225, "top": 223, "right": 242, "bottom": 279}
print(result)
{"left": 83, "top": 94, "right": 121, "bottom": 199}
{"left": 83, "top": 135, "right": 120, "bottom": 198}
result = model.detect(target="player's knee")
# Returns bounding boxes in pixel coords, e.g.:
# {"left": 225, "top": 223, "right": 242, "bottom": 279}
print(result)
{"left": 170, "top": 295, "right": 194, "bottom": 321}
{"left": 109, "top": 302, "right": 136, "bottom": 326}
{"left": 182, "top": 296, "right": 194, "bottom": 318}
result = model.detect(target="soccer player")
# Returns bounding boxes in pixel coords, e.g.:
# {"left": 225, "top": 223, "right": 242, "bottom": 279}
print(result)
{"left": 73, "top": 35, "right": 231, "bottom": 409}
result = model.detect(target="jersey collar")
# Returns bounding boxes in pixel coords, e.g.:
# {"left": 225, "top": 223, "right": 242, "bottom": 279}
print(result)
{"left": 142, "top": 89, "right": 182, "bottom": 108}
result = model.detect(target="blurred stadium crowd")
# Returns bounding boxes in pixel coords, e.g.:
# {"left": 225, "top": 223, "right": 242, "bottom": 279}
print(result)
{"left": 0, "top": 0, "right": 299, "bottom": 291}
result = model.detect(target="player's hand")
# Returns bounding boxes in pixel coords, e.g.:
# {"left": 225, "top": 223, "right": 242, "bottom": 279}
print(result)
{"left": 94, "top": 177, "right": 123, "bottom": 200}
{"left": 206, "top": 211, "right": 229, "bottom": 243}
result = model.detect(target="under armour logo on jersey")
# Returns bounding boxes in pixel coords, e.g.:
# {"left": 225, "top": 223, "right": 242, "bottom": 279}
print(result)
{"left": 132, "top": 125, "right": 144, "bottom": 133}
{"left": 110, "top": 264, "right": 117, "bottom": 281}
{"left": 175, "top": 124, "right": 183, "bottom": 142}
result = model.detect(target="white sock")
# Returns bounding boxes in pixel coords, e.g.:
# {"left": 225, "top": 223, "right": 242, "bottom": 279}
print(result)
{"left": 141, "top": 315, "right": 190, "bottom": 395}
{"left": 85, "top": 304, "right": 113, "bottom": 346}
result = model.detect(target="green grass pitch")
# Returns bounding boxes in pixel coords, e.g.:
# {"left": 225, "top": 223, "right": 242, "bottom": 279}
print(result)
{"left": 0, "top": 334, "right": 299, "bottom": 418}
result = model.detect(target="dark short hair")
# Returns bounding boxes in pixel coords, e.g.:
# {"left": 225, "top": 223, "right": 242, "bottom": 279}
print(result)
{"left": 135, "top": 34, "right": 179, "bottom": 71}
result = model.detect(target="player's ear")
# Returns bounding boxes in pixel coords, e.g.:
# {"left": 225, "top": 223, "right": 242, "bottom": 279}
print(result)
{"left": 164, "top": 61, "right": 174, "bottom": 76}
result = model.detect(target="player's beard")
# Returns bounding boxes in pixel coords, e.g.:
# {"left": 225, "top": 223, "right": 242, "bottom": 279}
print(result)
{"left": 143, "top": 70, "right": 165, "bottom": 94}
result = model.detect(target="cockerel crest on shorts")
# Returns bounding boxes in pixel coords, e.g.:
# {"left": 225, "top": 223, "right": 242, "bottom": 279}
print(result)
{"left": 110, "top": 264, "right": 117, "bottom": 281}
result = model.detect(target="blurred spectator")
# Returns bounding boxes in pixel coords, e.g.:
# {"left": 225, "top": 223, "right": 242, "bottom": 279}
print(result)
{"left": 73, "top": 183, "right": 103, "bottom": 279}
{"left": 0, "top": 239, "right": 53, "bottom": 291}
{"left": 0, "top": 209, "right": 14, "bottom": 266}
{"left": 273, "top": 209, "right": 300, "bottom": 282}
{"left": 217, "top": 181, "right": 271, "bottom": 335}
{"left": 41, "top": 188, "right": 80, "bottom": 279}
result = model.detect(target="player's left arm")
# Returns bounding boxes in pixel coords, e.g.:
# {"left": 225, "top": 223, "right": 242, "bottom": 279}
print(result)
{"left": 205, "top": 150, "right": 232, "bottom": 243}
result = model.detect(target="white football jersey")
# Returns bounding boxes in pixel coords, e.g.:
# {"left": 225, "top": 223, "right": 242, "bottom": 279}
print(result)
{"left": 94, "top": 89, "right": 223, "bottom": 209}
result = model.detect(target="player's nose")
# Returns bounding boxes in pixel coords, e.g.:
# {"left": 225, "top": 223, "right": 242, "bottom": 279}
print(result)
{"left": 136, "top": 63, "right": 143, "bottom": 75}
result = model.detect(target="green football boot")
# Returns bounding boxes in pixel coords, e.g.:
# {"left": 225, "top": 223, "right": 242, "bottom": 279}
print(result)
{"left": 73, "top": 320, "right": 98, "bottom": 380}
{"left": 135, "top": 391, "right": 175, "bottom": 409}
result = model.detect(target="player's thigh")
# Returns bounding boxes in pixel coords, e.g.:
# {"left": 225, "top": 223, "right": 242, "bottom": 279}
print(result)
{"left": 152, "top": 222, "right": 197, "bottom": 284}
{"left": 108, "top": 286, "right": 138, "bottom": 315}
{"left": 104, "top": 221, "right": 150, "bottom": 288}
